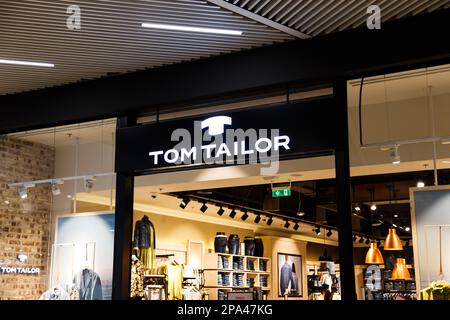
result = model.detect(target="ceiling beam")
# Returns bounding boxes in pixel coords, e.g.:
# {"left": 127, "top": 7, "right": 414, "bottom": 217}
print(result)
{"left": 207, "top": 0, "right": 311, "bottom": 39}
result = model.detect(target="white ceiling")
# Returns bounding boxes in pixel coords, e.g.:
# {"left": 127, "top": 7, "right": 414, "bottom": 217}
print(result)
{"left": 1, "top": 0, "right": 449, "bottom": 95}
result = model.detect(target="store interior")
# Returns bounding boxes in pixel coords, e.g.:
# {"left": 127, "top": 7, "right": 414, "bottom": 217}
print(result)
{"left": 1, "top": 64, "right": 450, "bottom": 300}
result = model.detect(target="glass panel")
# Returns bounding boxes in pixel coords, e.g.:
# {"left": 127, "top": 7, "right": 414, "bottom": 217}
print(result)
{"left": 0, "top": 119, "right": 116, "bottom": 300}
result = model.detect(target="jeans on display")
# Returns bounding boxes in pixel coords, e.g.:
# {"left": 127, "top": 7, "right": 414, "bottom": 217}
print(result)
{"left": 254, "top": 237, "right": 264, "bottom": 257}
{"left": 259, "top": 260, "right": 267, "bottom": 272}
{"left": 233, "top": 257, "right": 244, "bottom": 270}
{"left": 244, "top": 237, "right": 255, "bottom": 256}
{"left": 233, "top": 273, "right": 244, "bottom": 287}
{"left": 214, "top": 232, "right": 227, "bottom": 253}
{"left": 228, "top": 234, "right": 240, "bottom": 255}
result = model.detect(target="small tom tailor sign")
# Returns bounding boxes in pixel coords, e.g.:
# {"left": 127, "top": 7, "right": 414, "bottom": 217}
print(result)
{"left": 0, "top": 266, "right": 40, "bottom": 274}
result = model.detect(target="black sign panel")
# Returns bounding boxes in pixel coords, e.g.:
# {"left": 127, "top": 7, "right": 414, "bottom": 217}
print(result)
{"left": 116, "top": 98, "right": 337, "bottom": 173}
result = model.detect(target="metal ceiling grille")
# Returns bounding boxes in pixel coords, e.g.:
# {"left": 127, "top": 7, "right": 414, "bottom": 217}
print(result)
{"left": 1, "top": 0, "right": 449, "bottom": 96}
{"left": 0, "top": 0, "right": 292, "bottom": 95}
{"left": 213, "top": 0, "right": 450, "bottom": 37}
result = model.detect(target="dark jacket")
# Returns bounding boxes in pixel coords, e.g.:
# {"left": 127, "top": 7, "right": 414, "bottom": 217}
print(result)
{"left": 133, "top": 216, "right": 156, "bottom": 249}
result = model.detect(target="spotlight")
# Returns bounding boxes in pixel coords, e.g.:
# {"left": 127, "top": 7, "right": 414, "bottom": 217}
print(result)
{"left": 326, "top": 229, "right": 333, "bottom": 237}
{"left": 284, "top": 221, "right": 291, "bottom": 229}
{"left": 254, "top": 215, "right": 261, "bottom": 224}
{"left": 314, "top": 227, "right": 321, "bottom": 236}
{"left": 392, "top": 223, "right": 398, "bottom": 228}
{"left": 179, "top": 198, "right": 191, "bottom": 209}
{"left": 217, "top": 207, "right": 225, "bottom": 216}
{"left": 355, "top": 206, "right": 361, "bottom": 212}
{"left": 84, "top": 176, "right": 95, "bottom": 193}
{"left": 370, "top": 204, "right": 377, "bottom": 211}
{"left": 51, "top": 180, "right": 63, "bottom": 196}
{"left": 229, "top": 209, "right": 237, "bottom": 219}
{"left": 365, "top": 238, "right": 371, "bottom": 245}
{"left": 293, "top": 223, "right": 299, "bottom": 231}
{"left": 353, "top": 234, "right": 357, "bottom": 242}
{"left": 359, "top": 236, "right": 364, "bottom": 244}
{"left": 390, "top": 146, "right": 400, "bottom": 164}
{"left": 296, "top": 211, "right": 305, "bottom": 217}
{"left": 405, "top": 226, "right": 411, "bottom": 232}
{"left": 18, "top": 187, "right": 28, "bottom": 199}
{"left": 200, "top": 202, "right": 208, "bottom": 213}
{"left": 417, "top": 181, "right": 425, "bottom": 188}
{"left": 266, "top": 216, "right": 273, "bottom": 226}
{"left": 241, "top": 211, "right": 249, "bottom": 221}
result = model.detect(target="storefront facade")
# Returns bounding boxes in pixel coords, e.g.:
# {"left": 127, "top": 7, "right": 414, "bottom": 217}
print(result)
{"left": 1, "top": 8, "right": 450, "bottom": 301}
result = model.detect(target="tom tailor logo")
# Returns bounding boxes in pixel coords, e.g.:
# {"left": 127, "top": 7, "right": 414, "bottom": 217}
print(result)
{"left": 0, "top": 266, "right": 40, "bottom": 274}
{"left": 148, "top": 116, "right": 290, "bottom": 174}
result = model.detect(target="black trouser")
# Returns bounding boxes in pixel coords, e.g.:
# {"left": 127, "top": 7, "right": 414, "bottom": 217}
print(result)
{"left": 254, "top": 238, "right": 264, "bottom": 257}
{"left": 228, "top": 235, "right": 240, "bottom": 255}
{"left": 214, "top": 236, "right": 227, "bottom": 253}
{"left": 244, "top": 239, "right": 255, "bottom": 256}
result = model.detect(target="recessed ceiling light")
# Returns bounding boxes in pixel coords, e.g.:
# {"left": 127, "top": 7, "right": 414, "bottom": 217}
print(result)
{"left": 405, "top": 226, "right": 411, "bottom": 232}
{"left": 370, "top": 204, "right": 377, "bottom": 211}
{"left": 0, "top": 58, "right": 54, "bottom": 67}
{"left": 141, "top": 23, "right": 243, "bottom": 35}
{"left": 393, "top": 214, "right": 398, "bottom": 218}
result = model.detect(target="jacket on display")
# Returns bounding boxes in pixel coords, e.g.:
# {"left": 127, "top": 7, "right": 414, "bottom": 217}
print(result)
{"left": 73, "top": 268, "right": 103, "bottom": 300}
{"left": 420, "top": 281, "right": 450, "bottom": 300}
{"left": 133, "top": 215, "right": 156, "bottom": 249}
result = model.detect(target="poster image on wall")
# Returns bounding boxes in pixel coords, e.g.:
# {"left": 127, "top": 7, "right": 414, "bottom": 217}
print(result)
{"left": 278, "top": 253, "right": 302, "bottom": 297}
{"left": 52, "top": 212, "right": 115, "bottom": 300}
{"left": 410, "top": 186, "right": 450, "bottom": 294}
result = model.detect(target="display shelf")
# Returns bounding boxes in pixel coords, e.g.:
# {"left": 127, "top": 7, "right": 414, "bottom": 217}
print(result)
{"left": 205, "top": 252, "right": 272, "bottom": 300}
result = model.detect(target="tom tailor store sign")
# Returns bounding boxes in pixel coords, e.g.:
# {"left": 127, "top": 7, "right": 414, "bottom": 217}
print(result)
{"left": 116, "top": 99, "right": 337, "bottom": 173}
{"left": 147, "top": 115, "right": 291, "bottom": 174}
{"left": 1, "top": 266, "right": 40, "bottom": 274}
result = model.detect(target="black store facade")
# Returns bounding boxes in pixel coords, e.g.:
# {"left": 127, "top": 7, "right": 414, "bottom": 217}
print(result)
{"left": 1, "top": 10, "right": 450, "bottom": 301}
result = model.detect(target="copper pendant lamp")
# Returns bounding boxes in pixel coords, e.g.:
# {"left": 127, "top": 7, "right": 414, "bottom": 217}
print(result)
{"left": 365, "top": 242, "right": 384, "bottom": 264}
{"left": 392, "top": 258, "right": 411, "bottom": 279}
{"left": 384, "top": 228, "right": 403, "bottom": 250}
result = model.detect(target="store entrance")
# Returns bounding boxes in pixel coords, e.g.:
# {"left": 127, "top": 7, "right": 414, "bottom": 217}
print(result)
{"left": 126, "top": 156, "right": 340, "bottom": 301}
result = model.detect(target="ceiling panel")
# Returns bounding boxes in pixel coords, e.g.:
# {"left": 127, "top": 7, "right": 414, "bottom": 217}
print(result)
{"left": 0, "top": 0, "right": 292, "bottom": 95}
{"left": 219, "top": 0, "right": 450, "bottom": 36}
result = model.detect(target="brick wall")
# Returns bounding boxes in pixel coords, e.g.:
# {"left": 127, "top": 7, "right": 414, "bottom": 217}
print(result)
{"left": 0, "top": 136, "right": 54, "bottom": 300}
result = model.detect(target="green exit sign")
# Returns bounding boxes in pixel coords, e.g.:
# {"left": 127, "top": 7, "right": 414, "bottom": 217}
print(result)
{"left": 272, "top": 188, "right": 291, "bottom": 197}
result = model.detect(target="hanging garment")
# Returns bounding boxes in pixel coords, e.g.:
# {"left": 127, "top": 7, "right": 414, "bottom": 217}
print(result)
{"left": 40, "top": 286, "right": 70, "bottom": 300}
{"left": 420, "top": 281, "right": 450, "bottom": 300}
{"left": 133, "top": 215, "right": 156, "bottom": 270}
{"left": 161, "top": 264, "right": 183, "bottom": 300}
{"left": 73, "top": 268, "right": 103, "bottom": 300}
{"left": 130, "top": 257, "right": 145, "bottom": 299}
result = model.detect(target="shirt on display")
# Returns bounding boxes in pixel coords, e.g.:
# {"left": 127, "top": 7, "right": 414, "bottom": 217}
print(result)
{"left": 40, "top": 286, "right": 70, "bottom": 300}
{"left": 72, "top": 268, "right": 103, "bottom": 300}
